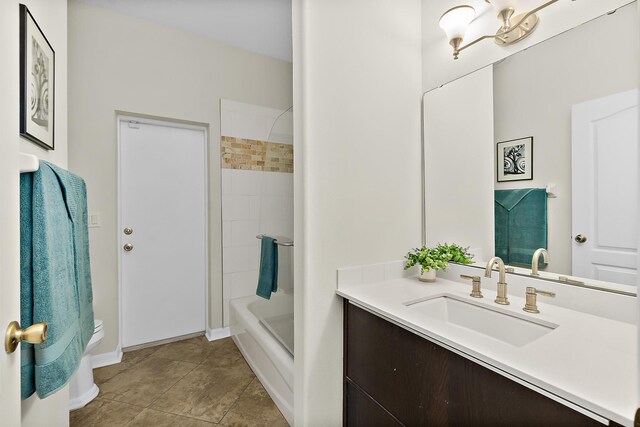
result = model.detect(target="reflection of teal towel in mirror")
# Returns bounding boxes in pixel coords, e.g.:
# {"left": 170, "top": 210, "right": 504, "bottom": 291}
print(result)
{"left": 257, "top": 236, "right": 278, "bottom": 300}
{"left": 495, "top": 188, "right": 547, "bottom": 267}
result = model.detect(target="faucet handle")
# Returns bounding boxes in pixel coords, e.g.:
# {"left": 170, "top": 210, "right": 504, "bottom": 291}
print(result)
{"left": 460, "top": 275, "right": 483, "bottom": 298}
{"left": 523, "top": 287, "right": 556, "bottom": 313}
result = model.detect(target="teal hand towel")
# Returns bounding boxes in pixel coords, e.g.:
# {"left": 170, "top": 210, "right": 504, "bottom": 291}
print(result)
{"left": 495, "top": 188, "right": 548, "bottom": 267}
{"left": 256, "top": 236, "right": 278, "bottom": 300}
{"left": 20, "top": 161, "right": 95, "bottom": 399}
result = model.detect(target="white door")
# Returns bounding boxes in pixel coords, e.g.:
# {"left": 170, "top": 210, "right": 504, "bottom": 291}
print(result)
{"left": 572, "top": 89, "right": 639, "bottom": 285}
{"left": 119, "top": 118, "right": 207, "bottom": 348}
{"left": 0, "top": 125, "right": 21, "bottom": 427}
{"left": 1, "top": 1, "right": 23, "bottom": 420}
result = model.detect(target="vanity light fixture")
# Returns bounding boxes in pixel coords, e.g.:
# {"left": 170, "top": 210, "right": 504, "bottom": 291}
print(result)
{"left": 440, "top": 0, "right": 559, "bottom": 60}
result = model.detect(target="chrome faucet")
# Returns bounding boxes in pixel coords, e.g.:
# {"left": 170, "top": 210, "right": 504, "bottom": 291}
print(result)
{"left": 484, "top": 257, "right": 509, "bottom": 305}
{"left": 531, "top": 248, "right": 549, "bottom": 276}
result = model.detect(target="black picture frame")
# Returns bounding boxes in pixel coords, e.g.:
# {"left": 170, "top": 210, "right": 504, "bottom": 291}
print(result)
{"left": 497, "top": 136, "right": 533, "bottom": 182}
{"left": 20, "top": 4, "right": 55, "bottom": 150}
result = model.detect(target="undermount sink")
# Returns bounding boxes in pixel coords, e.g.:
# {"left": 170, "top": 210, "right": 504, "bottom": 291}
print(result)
{"left": 404, "top": 294, "right": 558, "bottom": 347}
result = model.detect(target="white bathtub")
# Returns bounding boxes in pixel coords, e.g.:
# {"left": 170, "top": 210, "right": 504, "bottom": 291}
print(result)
{"left": 230, "top": 292, "right": 293, "bottom": 425}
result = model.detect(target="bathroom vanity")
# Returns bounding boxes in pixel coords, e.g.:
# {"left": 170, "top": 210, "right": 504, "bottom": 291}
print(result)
{"left": 337, "top": 273, "right": 636, "bottom": 426}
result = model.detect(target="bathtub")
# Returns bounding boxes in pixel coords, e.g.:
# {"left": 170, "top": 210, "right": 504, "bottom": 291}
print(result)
{"left": 230, "top": 292, "right": 293, "bottom": 425}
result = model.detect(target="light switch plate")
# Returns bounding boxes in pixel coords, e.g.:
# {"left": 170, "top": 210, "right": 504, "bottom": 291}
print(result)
{"left": 88, "top": 212, "right": 101, "bottom": 228}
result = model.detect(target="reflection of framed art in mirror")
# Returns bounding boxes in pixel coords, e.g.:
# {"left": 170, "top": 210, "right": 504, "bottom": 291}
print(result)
{"left": 497, "top": 137, "right": 532, "bottom": 182}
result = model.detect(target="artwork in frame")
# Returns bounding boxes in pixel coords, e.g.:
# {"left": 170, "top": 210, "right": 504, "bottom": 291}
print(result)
{"left": 497, "top": 137, "right": 533, "bottom": 182}
{"left": 20, "top": 4, "right": 55, "bottom": 150}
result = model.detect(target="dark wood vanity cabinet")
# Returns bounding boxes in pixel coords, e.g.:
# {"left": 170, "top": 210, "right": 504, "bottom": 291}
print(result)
{"left": 343, "top": 300, "right": 616, "bottom": 427}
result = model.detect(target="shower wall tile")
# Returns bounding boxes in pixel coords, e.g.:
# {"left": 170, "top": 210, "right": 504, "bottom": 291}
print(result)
{"left": 221, "top": 167, "right": 294, "bottom": 326}
{"left": 231, "top": 220, "right": 260, "bottom": 247}
{"left": 282, "top": 197, "right": 294, "bottom": 219}
{"left": 249, "top": 196, "right": 261, "bottom": 220}
{"left": 260, "top": 196, "right": 283, "bottom": 220}
{"left": 223, "top": 275, "right": 232, "bottom": 300}
{"left": 221, "top": 137, "right": 293, "bottom": 173}
{"left": 222, "top": 221, "right": 231, "bottom": 248}
{"left": 221, "top": 101, "right": 293, "bottom": 327}
{"left": 263, "top": 172, "right": 293, "bottom": 196}
{"left": 231, "top": 170, "right": 264, "bottom": 195}
{"left": 222, "top": 195, "right": 251, "bottom": 221}
{"left": 223, "top": 246, "right": 249, "bottom": 274}
{"left": 230, "top": 270, "right": 260, "bottom": 299}
{"left": 221, "top": 169, "right": 232, "bottom": 195}
{"left": 248, "top": 245, "right": 261, "bottom": 271}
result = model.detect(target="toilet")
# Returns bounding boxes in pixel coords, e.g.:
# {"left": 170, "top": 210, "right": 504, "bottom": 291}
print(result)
{"left": 69, "top": 320, "right": 104, "bottom": 410}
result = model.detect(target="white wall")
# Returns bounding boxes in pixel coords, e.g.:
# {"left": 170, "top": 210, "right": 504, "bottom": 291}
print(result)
{"left": 67, "top": 0, "right": 293, "bottom": 356}
{"left": 293, "top": 0, "right": 423, "bottom": 424}
{"left": 422, "top": 0, "right": 635, "bottom": 91}
{"left": 220, "top": 100, "right": 294, "bottom": 326}
{"left": 424, "top": 66, "right": 495, "bottom": 262}
{"left": 0, "top": 0, "right": 71, "bottom": 425}
{"left": 494, "top": 4, "right": 639, "bottom": 274}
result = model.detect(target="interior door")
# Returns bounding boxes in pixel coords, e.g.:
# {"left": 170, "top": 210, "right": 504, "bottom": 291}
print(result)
{"left": 119, "top": 119, "right": 207, "bottom": 348}
{"left": 572, "top": 89, "right": 639, "bottom": 285}
{"left": 0, "top": 128, "right": 21, "bottom": 427}
{"left": 0, "top": 2, "right": 23, "bottom": 422}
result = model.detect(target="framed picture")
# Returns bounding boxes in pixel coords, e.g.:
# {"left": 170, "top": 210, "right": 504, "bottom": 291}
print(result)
{"left": 497, "top": 137, "right": 533, "bottom": 182}
{"left": 20, "top": 4, "right": 55, "bottom": 150}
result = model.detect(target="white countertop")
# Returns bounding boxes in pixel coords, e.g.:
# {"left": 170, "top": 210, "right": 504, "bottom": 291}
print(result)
{"left": 337, "top": 276, "right": 637, "bottom": 426}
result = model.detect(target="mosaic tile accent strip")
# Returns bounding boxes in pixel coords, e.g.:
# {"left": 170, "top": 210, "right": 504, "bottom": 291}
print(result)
{"left": 221, "top": 136, "right": 293, "bottom": 173}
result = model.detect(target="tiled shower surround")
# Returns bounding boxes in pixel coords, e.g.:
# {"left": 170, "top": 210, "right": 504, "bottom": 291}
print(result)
{"left": 221, "top": 136, "right": 293, "bottom": 173}
{"left": 220, "top": 100, "right": 294, "bottom": 327}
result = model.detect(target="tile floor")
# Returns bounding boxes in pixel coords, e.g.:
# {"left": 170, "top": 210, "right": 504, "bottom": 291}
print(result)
{"left": 70, "top": 337, "right": 288, "bottom": 426}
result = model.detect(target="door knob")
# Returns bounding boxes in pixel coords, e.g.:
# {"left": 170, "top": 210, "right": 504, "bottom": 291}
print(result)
{"left": 5, "top": 321, "right": 48, "bottom": 353}
{"left": 123, "top": 227, "right": 133, "bottom": 235}
{"left": 124, "top": 243, "right": 134, "bottom": 252}
{"left": 575, "top": 234, "right": 587, "bottom": 243}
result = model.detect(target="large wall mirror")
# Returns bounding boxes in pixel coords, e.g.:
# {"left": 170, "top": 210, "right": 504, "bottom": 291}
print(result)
{"left": 423, "top": 2, "right": 639, "bottom": 295}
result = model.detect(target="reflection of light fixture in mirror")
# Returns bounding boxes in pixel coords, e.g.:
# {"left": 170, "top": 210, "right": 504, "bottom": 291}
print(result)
{"left": 440, "top": 0, "right": 559, "bottom": 60}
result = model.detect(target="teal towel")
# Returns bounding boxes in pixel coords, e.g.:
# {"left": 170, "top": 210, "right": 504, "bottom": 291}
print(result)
{"left": 20, "top": 161, "right": 94, "bottom": 399}
{"left": 256, "top": 236, "right": 278, "bottom": 300}
{"left": 495, "top": 188, "right": 548, "bottom": 267}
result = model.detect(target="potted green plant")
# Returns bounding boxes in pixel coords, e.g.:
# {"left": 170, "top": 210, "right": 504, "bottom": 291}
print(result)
{"left": 433, "top": 243, "right": 475, "bottom": 265}
{"left": 404, "top": 243, "right": 474, "bottom": 282}
{"left": 404, "top": 246, "right": 447, "bottom": 282}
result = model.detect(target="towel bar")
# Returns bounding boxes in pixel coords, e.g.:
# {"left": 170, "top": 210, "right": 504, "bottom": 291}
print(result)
{"left": 256, "top": 234, "right": 294, "bottom": 247}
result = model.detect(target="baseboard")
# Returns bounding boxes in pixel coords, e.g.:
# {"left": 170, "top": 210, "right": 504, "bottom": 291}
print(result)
{"left": 206, "top": 327, "right": 231, "bottom": 341}
{"left": 91, "top": 348, "right": 123, "bottom": 369}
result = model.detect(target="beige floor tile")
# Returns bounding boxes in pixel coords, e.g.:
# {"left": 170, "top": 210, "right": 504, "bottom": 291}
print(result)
{"left": 150, "top": 356, "right": 255, "bottom": 423}
{"left": 94, "top": 362, "right": 129, "bottom": 385}
{"left": 200, "top": 337, "right": 244, "bottom": 368}
{"left": 70, "top": 398, "right": 142, "bottom": 427}
{"left": 220, "top": 378, "right": 289, "bottom": 427}
{"left": 126, "top": 408, "right": 215, "bottom": 426}
{"left": 99, "top": 356, "right": 198, "bottom": 407}
{"left": 123, "top": 345, "right": 161, "bottom": 364}
{"left": 76, "top": 337, "right": 284, "bottom": 427}
{"left": 150, "top": 336, "right": 211, "bottom": 364}
{"left": 94, "top": 346, "right": 160, "bottom": 385}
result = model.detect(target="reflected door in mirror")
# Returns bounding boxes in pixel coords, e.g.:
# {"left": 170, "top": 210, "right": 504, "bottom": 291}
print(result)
{"left": 571, "top": 89, "right": 639, "bottom": 285}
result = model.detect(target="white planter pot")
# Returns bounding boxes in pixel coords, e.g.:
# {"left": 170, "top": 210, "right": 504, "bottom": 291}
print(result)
{"left": 419, "top": 269, "right": 437, "bottom": 282}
